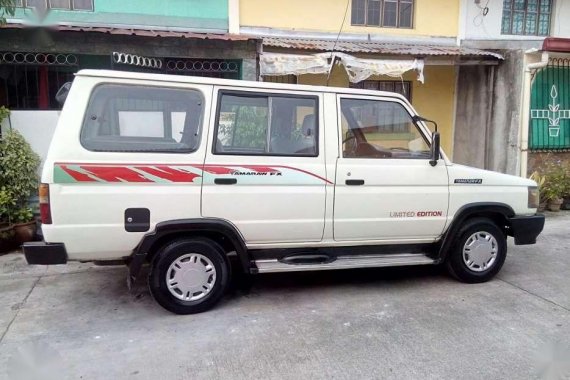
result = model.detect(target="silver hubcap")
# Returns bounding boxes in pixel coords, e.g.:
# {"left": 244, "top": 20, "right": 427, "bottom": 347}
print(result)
{"left": 166, "top": 254, "right": 216, "bottom": 301}
{"left": 463, "top": 231, "right": 498, "bottom": 272}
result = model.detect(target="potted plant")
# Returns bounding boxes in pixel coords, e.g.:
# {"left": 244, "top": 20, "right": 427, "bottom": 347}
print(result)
{"left": 12, "top": 206, "right": 36, "bottom": 243}
{"left": 0, "top": 187, "right": 17, "bottom": 250}
{"left": 0, "top": 128, "right": 41, "bottom": 245}
{"left": 542, "top": 166, "right": 566, "bottom": 212}
{"left": 545, "top": 189, "right": 564, "bottom": 211}
{"left": 529, "top": 171, "right": 547, "bottom": 212}
{"left": 0, "top": 108, "right": 17, "bottom": 251}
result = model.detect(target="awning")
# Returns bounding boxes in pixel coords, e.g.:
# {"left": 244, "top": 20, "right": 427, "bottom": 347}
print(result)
{"left": 260, "top": 36, "right": 504, "bottom": 84}
{"left": 263, "top": 37, "right": 504, "bottom": 60}
{"left": 260, "top": 52, "right": 425, "bottom": 83}
{"left": 542, "top": 37, "right": 570, "bottom": 53}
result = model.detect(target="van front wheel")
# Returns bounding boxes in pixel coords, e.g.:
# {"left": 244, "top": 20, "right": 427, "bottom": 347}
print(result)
{"left": 446, "top": 218, "right": 507, "bottom": 283}
{"left": 149, "top": 238, "right": 229, "bottom": 314}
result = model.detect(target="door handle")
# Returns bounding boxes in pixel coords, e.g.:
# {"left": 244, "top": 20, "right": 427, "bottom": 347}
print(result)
{"left": 214, "top": 178, "right": 237, "bottom": 185}
{"left": 345, "top": 179, "right": 365, "bottom": 186}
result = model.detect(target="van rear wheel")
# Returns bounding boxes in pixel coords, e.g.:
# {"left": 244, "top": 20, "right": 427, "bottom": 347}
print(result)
{"left": 446, "top": 218, "right": 507, "bottom": 283}
{"left": 149, "top": 238, "right": 229, "bottom": 314}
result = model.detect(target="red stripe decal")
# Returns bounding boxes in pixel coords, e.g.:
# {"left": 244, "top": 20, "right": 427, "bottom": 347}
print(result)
{"left": 81, "top": 166, "right": 152, "bottom": 183}
{"left": 135, "top": 166, "right": 200, "bottom": 183}
{"left": 277, "top": 165, "right": 333, "bottom": 184}
{"left": 60, "top": 165, "right": 96, "bottom": 182}
{"left": 199, "top": 165, "right": 236, "bottom": 175}
{"left": 56, "top": 163, "right": 332, "bottom": 184}
{"left": 241, "top": 166, "right": 281, "bottom": 174}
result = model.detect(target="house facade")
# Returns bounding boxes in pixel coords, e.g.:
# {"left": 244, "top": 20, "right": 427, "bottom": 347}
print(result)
{"left": 237, "top": 0, "right": 502, "bottom": 156}
{"left": 0, "top": 0, "right": 259, "bottom": 161}
{"left": 457, "top": 0, "right": 570, "bottom": 176}
{"left": 3, "top": 0, "right": 568, "bottom": 176}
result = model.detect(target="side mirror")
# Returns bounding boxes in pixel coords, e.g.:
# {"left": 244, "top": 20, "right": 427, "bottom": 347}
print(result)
{"left": 55, "top": 82, "right": 72, "bottom": 107}
{"left": 430, "top": 132, "right": 440, "bottom": 167}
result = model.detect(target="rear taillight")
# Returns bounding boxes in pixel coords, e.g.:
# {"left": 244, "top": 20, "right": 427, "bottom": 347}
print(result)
{"left": 39, "top": 183, "right": 52, "bottom": 224}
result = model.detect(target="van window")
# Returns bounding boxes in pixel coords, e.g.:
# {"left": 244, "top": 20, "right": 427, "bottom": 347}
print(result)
{"left": 340, "top": 98, "right": 430, "bottom": 159}
{"left": 81, "top": 84, "right": 203, "bottom": 153}
{"left": 214, "top": 92, "right": 318, "bottom": 156}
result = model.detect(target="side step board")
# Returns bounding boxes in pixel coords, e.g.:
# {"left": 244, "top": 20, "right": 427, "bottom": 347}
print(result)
{"left": 253, "top": 253, "right": 436, "bottom": 274}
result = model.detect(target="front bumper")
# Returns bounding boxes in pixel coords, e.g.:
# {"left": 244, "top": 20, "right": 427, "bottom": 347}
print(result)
{"left": 508, "top": 214, "right": 545, "bottom": 245}
{"left": 23, "top": 242, "right": 68, "bottom": 265}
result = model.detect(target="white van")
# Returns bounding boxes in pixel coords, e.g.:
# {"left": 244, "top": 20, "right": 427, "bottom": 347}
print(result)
{"left": 23, "top": 70, "right": 544, "bottom": 314}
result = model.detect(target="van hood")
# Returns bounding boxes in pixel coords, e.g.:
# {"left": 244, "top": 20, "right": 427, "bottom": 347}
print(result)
{"left": 447, "top": 164, "right": 535, "bottom": 187}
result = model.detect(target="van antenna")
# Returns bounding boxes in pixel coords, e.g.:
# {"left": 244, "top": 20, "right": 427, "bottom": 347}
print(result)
{"left": 327, "top": 0, "right": 350, "bottom": 86}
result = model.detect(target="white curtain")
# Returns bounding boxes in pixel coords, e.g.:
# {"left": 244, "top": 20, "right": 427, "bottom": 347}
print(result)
{"left": 260, "top": 52, "right": 425, "bottom": 83}
{"left": 260, "top": 53, "right": 331, "bottom": 76}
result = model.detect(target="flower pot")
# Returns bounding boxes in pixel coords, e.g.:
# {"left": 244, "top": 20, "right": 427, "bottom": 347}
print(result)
{"left": 0, "top": 225, "right": 18, "bottom": 253}
{"left": 562, "top": 197, "right": 570, "bottom": 211}
{"left": 548, "top": 198, "right": 564, "bottom": 212}
{"left": 538, "top": 200, "right": 548, "bottom": 212}
{"left": 13, "top": 221, "right": 36, "bottom": 243}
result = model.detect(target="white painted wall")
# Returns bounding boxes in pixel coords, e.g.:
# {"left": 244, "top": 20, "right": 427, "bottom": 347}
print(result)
{"left": 461, "top": 0, "right": 570, "bottom": 40}
{"left": 551, "top": 0, "right": 570, "bottom": 38}
{"left": 1, "top": 111, "right": 60, "bottom": 170}
{"left": 228, "top": 0, "right": 240, "bottom": 34}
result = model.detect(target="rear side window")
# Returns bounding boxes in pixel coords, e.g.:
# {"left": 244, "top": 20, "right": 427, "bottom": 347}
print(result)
{"left": 81, "top": 84, "right": 203, "bottom": 153}
{"left": 214, "top": 92, "right": 318, "bottom": 156}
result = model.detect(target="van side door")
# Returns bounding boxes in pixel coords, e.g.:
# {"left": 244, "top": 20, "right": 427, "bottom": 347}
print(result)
{"left": 201, "top": 87, "right": 327, "bottom": 245}
{"left": 333, "top": 95, "right": 449, "bottom": 242}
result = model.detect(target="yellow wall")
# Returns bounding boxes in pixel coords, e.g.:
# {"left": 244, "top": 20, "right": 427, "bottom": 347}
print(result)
{"left": 408, "top": 66, "right": 456, "bottom": 156}
{"left": 296, "top": 65, "right": 457, "bottom": 156}
{"left": 241, "top": 0, "right": 459, "bottom": 37}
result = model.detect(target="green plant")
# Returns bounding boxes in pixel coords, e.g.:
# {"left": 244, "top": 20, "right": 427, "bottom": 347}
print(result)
{"left": 0, "top": 129, "right": 40, "bottom": 225}
{"left": 0, "top": 106, "right": 10, "bottom": 124}
{"left": 0, "top": 226, "right": 14, "bottom": 240}
{"left": 529, "top": 171, "right": 548, "bottom": 203}
{"left": 0, "top": 187, "right": 16, "bottom": 223}
{"left": 540, "top": 164, "right": 568, "bottom": 201}
{"left": 533, "top": 154, "right": 570, "bottom": 203}
{"left": 13, "top": 206, "right": 34, "bottom": 223}
{"left": 529, "top": 171, "right": 546, "bottom": 190}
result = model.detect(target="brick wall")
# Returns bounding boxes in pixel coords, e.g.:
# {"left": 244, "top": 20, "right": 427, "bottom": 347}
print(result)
{"left": 528, "top": 152, "right": 570, "bottom": 175}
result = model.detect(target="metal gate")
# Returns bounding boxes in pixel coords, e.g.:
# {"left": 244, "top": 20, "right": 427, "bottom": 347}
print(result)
{"left": 111, "top": 52, "right": 241, "bottom": 79}
{"left": 0, "top": 51, "right": 77, "bottom": 109}
{"left": 529, "top": 58, "right": 570, "bottom": 151}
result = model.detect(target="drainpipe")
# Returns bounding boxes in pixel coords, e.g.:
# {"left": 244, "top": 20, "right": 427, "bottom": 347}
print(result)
{"left": 520, "top": 50, "right": 549, "bottom": 177}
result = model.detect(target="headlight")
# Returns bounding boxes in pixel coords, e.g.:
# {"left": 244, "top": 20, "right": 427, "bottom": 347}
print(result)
{"left": 528, "top": 186, "right": 539, "bottom": 209}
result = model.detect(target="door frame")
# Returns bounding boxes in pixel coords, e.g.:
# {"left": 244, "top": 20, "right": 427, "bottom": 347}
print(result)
{"left": 332, "top": 92, "right": 450, "bottom": 242}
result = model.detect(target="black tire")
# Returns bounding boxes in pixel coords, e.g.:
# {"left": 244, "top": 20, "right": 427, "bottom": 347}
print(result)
{"left": 446, "top": 217, "right": 507, "bottom": 283}
{"left": 149, "top": 238, "right": 230, "bottom": 314}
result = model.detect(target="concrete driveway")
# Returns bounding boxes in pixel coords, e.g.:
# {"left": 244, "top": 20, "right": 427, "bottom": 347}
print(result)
{"left": 1, "top": 214, "right": 569, "bottom": 380}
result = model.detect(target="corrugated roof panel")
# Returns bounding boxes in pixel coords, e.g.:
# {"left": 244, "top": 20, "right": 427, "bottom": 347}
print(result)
{"left": 1, "top": 23, "right": 256, "bottom": 41}
{"left": 263, "top": 37, "right": 504, "bottom": 60}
